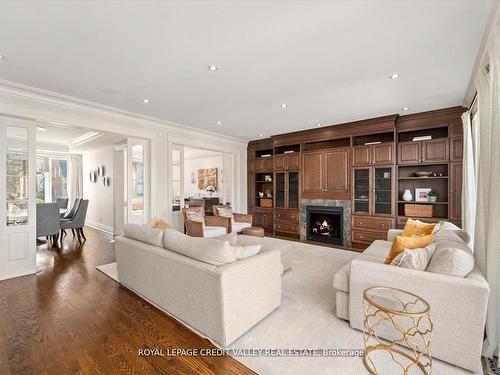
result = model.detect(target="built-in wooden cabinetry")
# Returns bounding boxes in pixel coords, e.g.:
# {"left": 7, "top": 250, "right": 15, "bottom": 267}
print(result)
{"left": 302, "top": 147, "right": 350, "bottom": 200}
{"left": 247, "top": 107, "right": 466, "bottom": 248}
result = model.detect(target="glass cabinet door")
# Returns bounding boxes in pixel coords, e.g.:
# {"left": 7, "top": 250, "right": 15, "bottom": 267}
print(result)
{"left": 374, "top": 167, "right": 392, "bottom": 215}
{"left": 287, "top": 172, "right": 299, "bottom": 209}
{"left": 275, "top": 172, "right": 285, "bottom": 208}
{"left": 353, "top": 168, "right": 370, "bottom": 214}
{"left": 6, "top": 127, "right": 29, "bottom": 226}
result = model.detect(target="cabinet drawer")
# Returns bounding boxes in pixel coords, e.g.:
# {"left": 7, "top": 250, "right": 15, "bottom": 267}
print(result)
{"left": 274, "top": 221, "right": 299, "bottom": 234}
{"left": 352, "top": 230, "right": 387, "bottom": 243}
{"left": 352, "top": 216, "right": 393, "bottom": 231}
{"left": 274, "top": 210, "right": 299, "bottom": 223}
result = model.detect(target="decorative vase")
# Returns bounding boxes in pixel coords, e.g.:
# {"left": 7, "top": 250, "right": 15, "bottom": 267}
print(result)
{"left": 403, "top": 189, "right": 413, "bottom": 202}
{"left": 429, "top": 196, "right": 437, "bottom": 202}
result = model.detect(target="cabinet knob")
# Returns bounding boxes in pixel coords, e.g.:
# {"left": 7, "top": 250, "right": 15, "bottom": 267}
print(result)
{"left": 381, "top": 223, "right": 385, "bottom": 227}
{"left": 359, "top": 221, "right": 363, "bottom": 225}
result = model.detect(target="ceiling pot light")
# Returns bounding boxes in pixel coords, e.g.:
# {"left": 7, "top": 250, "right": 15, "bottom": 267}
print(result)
{"left": 281, "top": 103, "right": 287, "bottom": 109}
{"left": 316, "top": 123, "right": 322, "bottom": 127}
{"left": 402, "top": 106, "right": 409, "bottom": 111}
{"left": 390, "top": 73, "right": 399, "bottom": 79}
{"left": 0, "top": 55, "right": 4, "bottom": 60}
{"left": 208, "top": 65, "right": 218, "bottom": 71}
{"left": 143, "top": 98, "right": 149, "bottom": 104}
{"left": 259, "top": 133, "right": 263, "bottom": 137}
{"left": 217, "top": 121, "right": 222, "bottom": 125}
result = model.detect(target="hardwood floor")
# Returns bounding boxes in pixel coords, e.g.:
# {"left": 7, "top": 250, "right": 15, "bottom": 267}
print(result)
{"left": 0, "top": 227, "right": 255, "bottom": 375}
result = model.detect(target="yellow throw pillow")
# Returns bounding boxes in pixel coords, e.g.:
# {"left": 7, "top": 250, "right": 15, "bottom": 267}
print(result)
{"left": 385, "top": 234, "right": 434, "bottom": 264}
{"left": 144, "top": 217, "right": 172, "bottom": 229}
{"left": 402, "top": 218, "right": 436, "bottom": 237}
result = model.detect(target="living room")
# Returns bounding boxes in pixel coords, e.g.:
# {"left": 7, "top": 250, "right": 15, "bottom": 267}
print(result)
{"left": 0, "top": 1, "right": 499, "bottom": 375}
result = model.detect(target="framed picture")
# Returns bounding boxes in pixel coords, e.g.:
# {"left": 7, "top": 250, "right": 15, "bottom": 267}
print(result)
{"left": 197, "top": 168, "right": 218, "bottom": 190}
{"left": 415, "top": 188, "right": 432, "bottom": 202}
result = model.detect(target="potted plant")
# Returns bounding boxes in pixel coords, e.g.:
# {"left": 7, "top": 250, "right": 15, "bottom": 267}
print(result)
{"left": 427, "top": 190, "right": 438, "bottom": 202}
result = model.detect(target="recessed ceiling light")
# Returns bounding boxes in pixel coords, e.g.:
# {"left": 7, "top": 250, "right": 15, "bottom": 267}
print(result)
{"left": 281, "top": 103, "right": 287, "bottom": 109}
{"left": 316, "top": 123, "right": 322, "bottom": 127}
{"left": 208, "top": 65, "right": 218, "bottom": 71}
{"left": 259, "top": 133, "right": 263, "bottom": 137}
{"left": 143, "top": 98, "right": 149, "bottom": 104}
{"left": 390, "top": 73, "right": 399, "bottom": 79}
{"left": 217, "top": 121, "right": 222, "bottom": 125}
{"left": 402, "top": 106, "right": 409, "bottom": 111}
{"left": 36, "top": 126, "right": 47, "bottom": 131}
{"left": 0, "top": 55, "right": 4, "bottom": 60}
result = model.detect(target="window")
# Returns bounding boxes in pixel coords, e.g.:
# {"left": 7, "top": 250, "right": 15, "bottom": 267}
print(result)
{"left": 35, "top": 156, "right": 68, "bottom": 203}
{"left": 6, "top": 126, "right": 29, "bottom": 226}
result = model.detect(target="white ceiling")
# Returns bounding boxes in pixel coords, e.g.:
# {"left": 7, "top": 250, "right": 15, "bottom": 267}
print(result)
{"left": 0, "top": 1, "right": 493, "bottom": 140}
{"left": 34, "top": 126, "right": 125, "bottom": 153}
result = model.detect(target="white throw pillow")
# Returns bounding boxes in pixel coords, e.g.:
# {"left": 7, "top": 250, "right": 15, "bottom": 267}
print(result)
{"left": 231, "top": 244, "right": 261, "bottom": 259}
{"left": 426, "top": 230, "right": 475, "bottom": 277}
{"left": 391, "top": 243, "right": 436, "bottom": 271}
{"left": 215, "top": 232, "right": 238, "bottom": 246}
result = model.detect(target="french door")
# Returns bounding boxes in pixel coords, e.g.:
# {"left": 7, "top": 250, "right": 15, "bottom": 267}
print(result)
{"left": 0, "top": 118, "right": 37, "bottom": 280}
{"left": 126, "top": 138, "right": 150, "bottom": 225}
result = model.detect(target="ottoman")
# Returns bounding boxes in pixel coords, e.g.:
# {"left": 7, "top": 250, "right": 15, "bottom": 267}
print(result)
{"left": 242, "top": 226, "right": 265, "bottom": 237}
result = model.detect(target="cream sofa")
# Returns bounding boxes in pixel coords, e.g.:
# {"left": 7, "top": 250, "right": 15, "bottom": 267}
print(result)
{"left": 115, "top": 225, "right": 286, "bottom": 346}
{"left": 333, "top": 228, "right": 489, "bottom": 373}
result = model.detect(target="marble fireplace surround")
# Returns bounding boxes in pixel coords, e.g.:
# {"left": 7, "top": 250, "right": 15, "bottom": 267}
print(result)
{"left": 300, "top": 199, "right": 352, "bottom": 247}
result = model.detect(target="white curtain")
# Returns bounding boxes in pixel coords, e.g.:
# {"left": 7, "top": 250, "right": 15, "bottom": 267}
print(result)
{"left": 460, "top": 111, "right": 476, "bottom": 249}
{"left": 473, "top": 44, "right": 500, "bottom": 361}
{"left": 68, "top": 154, "right": 83, "bottom": 205}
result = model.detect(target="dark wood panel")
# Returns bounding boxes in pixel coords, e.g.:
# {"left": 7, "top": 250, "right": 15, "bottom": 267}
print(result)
{"left": 450, "top": 136, "right": 463, "bottom": 161}
{"left": 449, "top": 162, "right": 462, "bottom": 221}
{"left": 274, "top": 221, "right": 299, "bottom": 234}
{"left": 353, "top": 145, "right": 371, "bottom": 166}
{"left": 274, "top": 154, "right": 285, "bottom": 170}
{"left": 422, "top": 138, "right": 449, "bottom": 163}
{"left": 324, "top": 148, "right": 350, "bottom": 193}
{"left": 397, "top": 141, "right": 421, "bottom": 164}
{"left": 274, "top": 209, "right": 300, "bottom": 223}
{"left": 352, "top": 229, "right": 387, "bottom": 244}
{"left": 352, "top": 215, "right": 394, "bottom": 231}
{"left": 302, "top": 151, "right": 323, "bottom": 194}
{"left": 285, "top": 153, "right": 300, "bottom": 170}
{"left": 372, "top": 143, "right": 394, "bottom": 165}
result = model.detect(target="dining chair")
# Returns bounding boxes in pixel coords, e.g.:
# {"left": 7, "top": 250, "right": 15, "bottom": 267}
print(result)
{"left": 60, "top": 200, "right": 89, "bottom": 243}
{"left": 56, "top": 197, "right": 69, "bottom": 209}
{"left": 36, "top": 203, "right": 61, "bottom": 247}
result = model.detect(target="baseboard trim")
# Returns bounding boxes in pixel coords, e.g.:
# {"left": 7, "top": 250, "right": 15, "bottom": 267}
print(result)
{"left": 86, "top": 220, "right": 113, "bottom": 235}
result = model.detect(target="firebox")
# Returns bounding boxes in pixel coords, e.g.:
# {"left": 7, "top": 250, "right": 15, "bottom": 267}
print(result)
{"left": 306, "top": 205, "right": 344, "bottom": 246}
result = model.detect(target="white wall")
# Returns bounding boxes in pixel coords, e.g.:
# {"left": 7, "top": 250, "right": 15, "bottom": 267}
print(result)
{"left": 82, "top": 146, "right": 114, "bottom": 233}
{"left": 184, "top": 153, "right": 224, "bottom": 198}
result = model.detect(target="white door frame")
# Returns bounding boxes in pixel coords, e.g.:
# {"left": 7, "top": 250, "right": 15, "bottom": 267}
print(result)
{"left": 126, "top": 137, "right": 150, "bottom": 225}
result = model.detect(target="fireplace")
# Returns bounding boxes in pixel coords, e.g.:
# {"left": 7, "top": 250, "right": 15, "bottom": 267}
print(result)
{"left": 306, "top": 205, "right": 344, "bottom": 246}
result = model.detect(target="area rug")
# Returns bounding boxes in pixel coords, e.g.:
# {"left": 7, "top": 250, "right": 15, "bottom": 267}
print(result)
{"left": 97, "top": 238, "right": 477, "bottom": 375}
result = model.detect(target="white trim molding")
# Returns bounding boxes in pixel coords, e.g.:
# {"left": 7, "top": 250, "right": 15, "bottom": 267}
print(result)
{"left": 85, "top": 221, "right": 114, "bottom": 235}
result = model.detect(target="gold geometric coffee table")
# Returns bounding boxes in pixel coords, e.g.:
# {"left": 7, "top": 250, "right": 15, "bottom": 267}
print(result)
{"left": 363, "top": 287, "right": 432, "bottom": 375}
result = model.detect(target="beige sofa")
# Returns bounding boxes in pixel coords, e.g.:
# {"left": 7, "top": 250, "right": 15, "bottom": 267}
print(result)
{"left": 115, "top": 225, "right": 287, "bottom": 346}
{"left": 333, "top": 228, "right": 489, "bottom": 373}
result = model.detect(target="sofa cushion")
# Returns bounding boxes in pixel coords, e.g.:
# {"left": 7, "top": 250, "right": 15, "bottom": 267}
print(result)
{"left": 163, "top": 229, "right": 237, "bottom": 265}
{"left": 333, "top": 254, "right": 386, "bottom": 293}
{"left": 385, "top": 234, "right": 434, "bottom": 264}
{"left": 232, "top": 221, "right": 252, "bottom": 233}
{"left": 204, "top": 226, "right": 227, "bottom": 238}
{"left": 390, "top": 243, "right": 436, "bottom": 271}
{"left": 123, "top": 223, "right": 165, "bottom": 247}
{"left": 426, "top": 230, "right": 475, "bottom": 277}
{"left": 231, "top": 244, "right": 262, "bottom": 259}
{"left": 433, "top": 221, "right": 470, "bottom": 244}
{"left": 361, "top": 240, "right": 391, "bottom": 258}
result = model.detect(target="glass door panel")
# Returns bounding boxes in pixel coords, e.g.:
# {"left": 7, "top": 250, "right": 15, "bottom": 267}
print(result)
{"left": 127, "top": 138, "right": 149, "bottom": 225}
{"left": 6, "top": 127, "right": 29, "bottom": 226}
{"left": 374, "top": 167, "right": 392, "bottom": 215}
{"left": 288, "top": 171, "right": 299, "bottom": 209}
{"left": 354, "top": 168, "right": 370, "bottom": 214}
{"left": 275, "top": 172, "right": 285, "bottom": 208}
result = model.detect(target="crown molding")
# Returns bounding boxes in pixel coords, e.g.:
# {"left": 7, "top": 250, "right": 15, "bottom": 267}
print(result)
{"left": 0, "top": 79, "right": 247, "bottom": 146}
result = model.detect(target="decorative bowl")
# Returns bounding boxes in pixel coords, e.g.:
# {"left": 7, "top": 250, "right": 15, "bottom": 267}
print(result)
{"left": 415, "top": 171, "right": 432, "bottom": 177}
